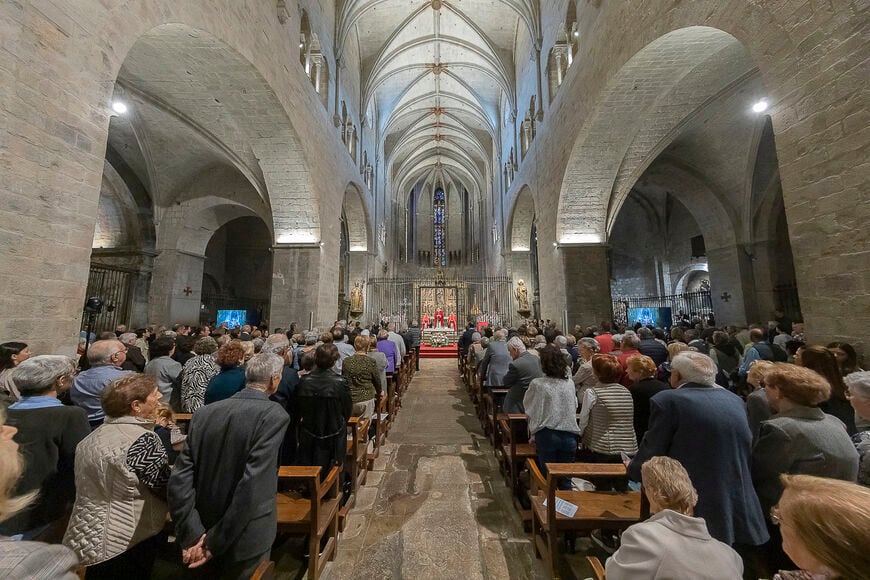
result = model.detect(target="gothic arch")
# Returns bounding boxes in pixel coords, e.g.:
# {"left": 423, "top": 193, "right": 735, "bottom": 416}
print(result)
{"left": 507, "top": 186, "right": 537, "bottom": 251}
{"left": 556, "top": 26, "right": 756, "bottom": 244}
{"left": 116, "top": 23, "right": 320, "bottom": 244}
{"left": 341, "top": 183, "right": 373, "bottom": 252}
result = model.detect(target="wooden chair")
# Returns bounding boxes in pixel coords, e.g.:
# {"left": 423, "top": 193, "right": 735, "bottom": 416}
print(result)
{"left": 173, "top": 412, "right": 193, "bottom": 433}
{"left": 339, "top": 415, "right": 369, "bottom": 530}
{"left": 586, "top": 556, "right": 606, "bottom": 580}
{"left": 276, "top": 465, "right": 341, "bottom": 580}
{"left": 497, "top": 414, "right": 536, "bottom": 525}
{"left": 527, "top": 460, "right": 649, "bottom": 580}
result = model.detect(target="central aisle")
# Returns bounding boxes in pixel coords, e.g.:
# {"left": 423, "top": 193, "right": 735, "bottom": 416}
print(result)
{"left": 325, "top": 358, "right": 544, "bottom": 579}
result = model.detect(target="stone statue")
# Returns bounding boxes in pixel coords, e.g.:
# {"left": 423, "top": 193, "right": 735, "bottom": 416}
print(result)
{"left": 350, "top": 281, "right": 364, "bottom": 313}
{"left": 515, "top": 279, "right": 530, "bottom": 313}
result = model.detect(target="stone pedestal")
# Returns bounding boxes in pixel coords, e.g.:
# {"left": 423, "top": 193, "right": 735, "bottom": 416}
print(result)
{"left": 561, "top": 245, "right": 612, "bottom": 328}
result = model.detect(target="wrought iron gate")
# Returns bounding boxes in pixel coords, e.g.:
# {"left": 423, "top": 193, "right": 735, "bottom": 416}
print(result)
{"left": 611, "top": 290, "right": 714, "bottom": 328}
{"left": 81, "top": 264, "right": 134, "bottom": 333}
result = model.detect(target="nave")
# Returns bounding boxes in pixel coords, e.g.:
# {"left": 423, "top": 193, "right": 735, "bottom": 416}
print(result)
{"left": 286, "top": 358, "right": 548, "bottom": 579}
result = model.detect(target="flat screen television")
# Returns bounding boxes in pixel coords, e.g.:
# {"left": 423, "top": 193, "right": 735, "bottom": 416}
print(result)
{"left": 627, "top": 306, "right": 672, "bottom": 329}
{"left": 217, "top": 309, "right": 246, "bottom": 329}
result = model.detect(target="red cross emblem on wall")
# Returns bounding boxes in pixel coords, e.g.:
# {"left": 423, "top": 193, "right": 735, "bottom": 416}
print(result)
{"left": 183, "top": 287, "right": 193, "bottom": 296}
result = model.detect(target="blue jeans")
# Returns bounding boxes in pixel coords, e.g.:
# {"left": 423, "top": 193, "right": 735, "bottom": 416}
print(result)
{"left": 535, "top": 428, "right": 578, "bottom": 490}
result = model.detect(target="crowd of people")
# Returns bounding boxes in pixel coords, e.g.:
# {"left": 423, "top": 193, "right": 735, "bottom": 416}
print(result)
{"left": 0, "top": 313, "right": 868, "bottom": 579}
{"left": 461, "top": 316, "right": 869, "bottom": 579}
{"left": 0, "top": 319, "right": 420, "bottom": 578}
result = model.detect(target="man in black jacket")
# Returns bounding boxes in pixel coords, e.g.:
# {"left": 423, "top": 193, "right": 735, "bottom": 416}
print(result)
{"left": 636, "top": 327, "right": 668, "bottom": 366}
{"left": 168, "top": 353, "right": 289, "bottom": 578}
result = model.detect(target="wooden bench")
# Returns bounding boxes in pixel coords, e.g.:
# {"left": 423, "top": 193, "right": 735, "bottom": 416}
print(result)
{"left": 481, "top": 388, "right": 508, "bottom": 445}
{"left": 339, "top": 415, "right": 370, "bottom": 530}
{"left": 276, "top": 465, "right": 341, "bottom": 580}
{"left": 497, "top": 414, "right": 537, "bottom": 525}
{"left": 368, "top": 395, "right": 389, "bottom": 469}
{"left": 527, "top": 461, "right": 649, "bottom": 580}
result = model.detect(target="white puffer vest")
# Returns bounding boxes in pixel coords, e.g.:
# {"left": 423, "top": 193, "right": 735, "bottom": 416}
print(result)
{"left": 63, "top": 416, "right": 167, "bottom": 565}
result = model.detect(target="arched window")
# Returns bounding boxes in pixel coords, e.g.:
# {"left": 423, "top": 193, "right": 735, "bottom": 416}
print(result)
{"left": 566, "top": 0, "right": 579, "bottom": 64}
{"left": 433, "top": 188, "right": 446, "bottom": 267}
{"left": 299, "top": 10, "right": 310, "bottom": 68}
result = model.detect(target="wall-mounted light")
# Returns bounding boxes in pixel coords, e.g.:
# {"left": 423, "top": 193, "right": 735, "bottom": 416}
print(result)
{"left": 559, "top": 233, "right": 603, "bottom": 245}
{"left": 573, "top": 31, "right": 579, "bottom": 37}
{"left": 111, "top": 101, "right": 128, "bottom": 114}
{"left": 751, "top": 99, "right": 769, "bottom": 113}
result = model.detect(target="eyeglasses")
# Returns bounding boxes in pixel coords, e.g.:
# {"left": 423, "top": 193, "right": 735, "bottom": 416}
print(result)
{"left": 770, "top": 505, "right": 782, "bottom": 526}
{"left": 112, "top": 348, "right": 128, "bottom": 357}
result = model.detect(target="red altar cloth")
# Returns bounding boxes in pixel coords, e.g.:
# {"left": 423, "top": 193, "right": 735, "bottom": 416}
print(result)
{"left": 477, "top": 321, "right": 489, "bottom": 333}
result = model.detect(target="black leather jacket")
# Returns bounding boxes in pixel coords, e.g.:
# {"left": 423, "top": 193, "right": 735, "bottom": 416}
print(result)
{"left": 295, "top": 368, "right": 353, "bottom": 474}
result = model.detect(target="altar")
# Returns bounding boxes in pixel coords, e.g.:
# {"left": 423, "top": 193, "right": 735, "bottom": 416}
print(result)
{"left": 422, "top": 327, "right": 457, "bottom": 347}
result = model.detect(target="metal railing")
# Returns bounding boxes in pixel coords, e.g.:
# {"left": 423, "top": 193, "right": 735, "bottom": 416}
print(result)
{"left": 611, "top": 290, "right": 714, "bottom": 328}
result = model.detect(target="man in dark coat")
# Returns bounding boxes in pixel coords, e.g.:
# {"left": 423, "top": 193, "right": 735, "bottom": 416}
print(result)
{"left": 295, "top": 344, "right": 353, "bottom": 478}
{"left": 118, "top": 333, "right": 146, "bottom": 372}
{"left": 168, "top": 353, "right": 289, "bottom": 578}
{"left": 628, "top": 351, "right": 768, "bottom": 548}
{"left": 502, "top": 336, "right": 544, "bottom": 413}
{"left": 458, "top": 322, "right": 477, "bottom": 357}
{"left": 636, "top": 327, "right": 668, "bottom": 366}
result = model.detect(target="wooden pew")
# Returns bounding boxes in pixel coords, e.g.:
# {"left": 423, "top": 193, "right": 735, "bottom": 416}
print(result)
{"left": 496, "top": 414, "right": 537, "bottom": 526}
{"left": 276, "top": 465, "right": 341, "bottom": 580}
{"left": 367, "top": 395, "right": 389, "bottom": 469}
{"left": 339, "top": 415, "right": 370, "bottom": 530}
{"left": 481, "top": 388, "right": 508, "bottom": 446}
{"left": 527, "top": 460, "right": 649, "bottom": 580}
{"left": 586, "top": 556, "right": 606, "bottom": 580}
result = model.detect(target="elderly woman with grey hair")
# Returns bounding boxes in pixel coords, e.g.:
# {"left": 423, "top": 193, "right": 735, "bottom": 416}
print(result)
{"left": 846, "top": 371, "right": 870, "bottom": 486}
{"left": 0, "top": 356, "right": 90, "bottom": 542}
{"left": 467, "top": 332, "right": 485, "bottom": 368}
{"left": 179, "top": 337, "right": 220, "bottom": 412}
{"left": 572, "top": 337, "right": 600, "bottom": 396}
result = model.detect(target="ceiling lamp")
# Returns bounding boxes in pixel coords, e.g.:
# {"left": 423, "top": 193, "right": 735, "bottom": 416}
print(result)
{"left": 752, "top": 99, "right": 769, "bottom": 113}
{"left": 111, "top": 101, "right": 128, "bottom": 114}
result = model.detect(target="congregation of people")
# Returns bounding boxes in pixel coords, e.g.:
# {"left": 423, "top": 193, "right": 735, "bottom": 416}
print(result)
{"left": 0, "top": 319, "right": 421, "bottom": 579}
{"left": 462, "top": 315, "right": 870, "bottom": 579}
{"left": 0, "top": 311, "right": 868, "bottom": 579}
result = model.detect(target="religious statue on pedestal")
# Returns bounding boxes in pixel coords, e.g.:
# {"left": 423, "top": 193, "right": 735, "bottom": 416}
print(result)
{"left": 350, "top": 281, "right": 364, "bottom": 314}
{"left": 515, "top": 279, "right": 531, "bottom": 314}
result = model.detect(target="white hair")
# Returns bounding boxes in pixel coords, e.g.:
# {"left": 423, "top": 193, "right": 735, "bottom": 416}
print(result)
{"left": 844, "top": 371, "right": 870, "bottom": 399}
{"left": 13, "top": 355, "right": 76, "bottom": 395}
{"left": 263, "top": 333, "right": 290, "bottom": 355}
{"left": 554, "top": 335, "right": 568, "bottom": 348}
{"left": 119, "top": 332, "right": 137, "bottom": 345}
{"left": 245, "top": 353, "right": 285, "bottom": 385}
{"left": 671, "top": 351, "right": 717, "bottom": 386}
{"left": 507, "top": 336, "right": 525, "bottom": 352}
{"left": 493, "top": 329, "right": 508, "bottom": 341}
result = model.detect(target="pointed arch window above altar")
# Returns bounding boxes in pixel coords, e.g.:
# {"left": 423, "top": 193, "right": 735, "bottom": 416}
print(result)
{"left": 434, "top": 188, "right": 446, "bottom": 266}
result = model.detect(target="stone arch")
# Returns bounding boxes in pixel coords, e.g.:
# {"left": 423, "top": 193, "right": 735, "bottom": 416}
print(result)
{"left": 116, "top": 23, "right": 320, "bottom": 244}
{"left": 507, "top": 186, "right": 537, "bottom": 251}
{"left": 674, "top": 264, "right": 711, "bottom": 295}
{"left": 557, "top": 26, "right": 757, "bottom": 244}
{"left": 342, "top": 183, "right": 372, "bottom": 252}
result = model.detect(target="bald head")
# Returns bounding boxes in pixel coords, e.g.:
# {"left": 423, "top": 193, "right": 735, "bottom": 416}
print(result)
{"left": 87, "top": 340, "right": 125, "bottom": 366}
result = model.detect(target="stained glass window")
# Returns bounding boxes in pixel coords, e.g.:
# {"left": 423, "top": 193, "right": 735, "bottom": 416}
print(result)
{"left": 433, "top": 188, "right": 446, "bottom": 266}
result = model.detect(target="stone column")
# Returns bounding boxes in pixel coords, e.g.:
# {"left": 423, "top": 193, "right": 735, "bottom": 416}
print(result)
{"left": 561, "top": 245, "right": 612, "bottom": 328}
{"left": 705, "top": 244, "right": 754, "bottom": 326}
{"left": 148, "top": 250, "right": 205, "bottom": 325}
{"left": 270, "top": 246, "right": 323, "bottom": 329}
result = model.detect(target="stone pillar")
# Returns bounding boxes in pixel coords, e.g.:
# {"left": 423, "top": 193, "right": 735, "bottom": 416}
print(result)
{"left": 148, "top": 250, "right": 205, "bottom": 325}
{"left": 561, "top": 245, "right": 612, "bottom": 328}
{"left": 534, "top": 46, "right": 544, "bottom": 121}
{"left": 270, "top": 246, "right": 323, "bottom": 329}
{"left": 705, "top": 244, "right": 753, "bottom": 326}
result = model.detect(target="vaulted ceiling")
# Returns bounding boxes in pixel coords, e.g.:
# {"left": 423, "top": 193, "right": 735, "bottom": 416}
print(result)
{"left": 337, "top": 0, "right": 537, "bottom": 201}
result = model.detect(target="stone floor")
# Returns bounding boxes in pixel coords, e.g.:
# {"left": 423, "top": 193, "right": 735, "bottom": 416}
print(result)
{"left": 312, "top": 358, "right": 547, "bottom": 580}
